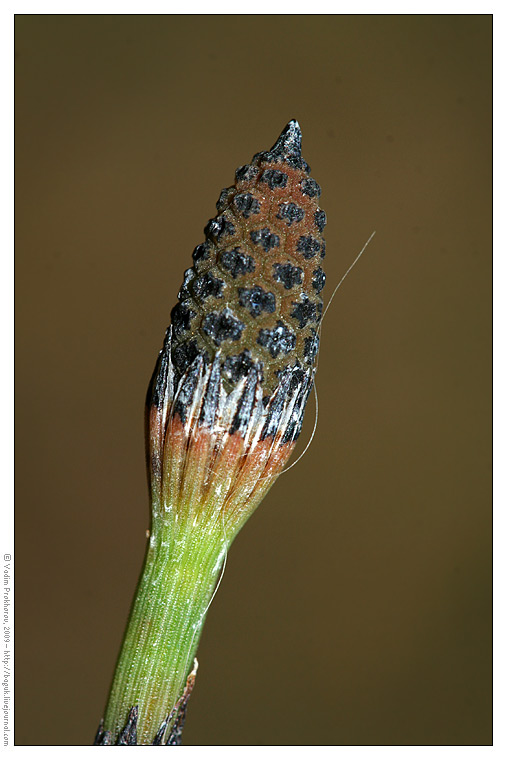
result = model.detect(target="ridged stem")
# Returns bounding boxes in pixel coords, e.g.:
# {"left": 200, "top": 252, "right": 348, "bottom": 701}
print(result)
{"left": 103, "top": 509, "right": 226, "bottom": 744}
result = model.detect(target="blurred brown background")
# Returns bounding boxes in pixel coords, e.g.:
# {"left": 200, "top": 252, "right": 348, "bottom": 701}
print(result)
{"left": 15, "top": 15, "right": 491, "bottom": 745}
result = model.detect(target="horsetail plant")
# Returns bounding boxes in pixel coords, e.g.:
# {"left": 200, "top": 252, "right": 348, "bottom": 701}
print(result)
{"left": 95, "top": 120, "right": 326, "bottom": 745}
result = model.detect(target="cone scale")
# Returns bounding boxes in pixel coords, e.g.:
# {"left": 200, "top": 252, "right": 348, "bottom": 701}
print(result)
{"left": 96, "top": 121, "right": 326, "bottom": 745}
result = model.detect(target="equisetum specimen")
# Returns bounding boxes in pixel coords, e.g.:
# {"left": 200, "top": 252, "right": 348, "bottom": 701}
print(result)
{"left": 95, "top": 120, "right": 326, "bottom": 745}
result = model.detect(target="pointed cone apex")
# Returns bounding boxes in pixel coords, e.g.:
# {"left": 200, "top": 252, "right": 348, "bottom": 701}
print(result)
{"left": 269, "top": 119, "right": 302, "bottom": 160}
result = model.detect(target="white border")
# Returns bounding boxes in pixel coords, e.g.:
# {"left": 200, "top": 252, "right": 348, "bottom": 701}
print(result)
{"left": 1, "top": 2, "right": 499, "bottom": 15}
{"left": 4, "top": 5, "right": 497, "bottom": 756}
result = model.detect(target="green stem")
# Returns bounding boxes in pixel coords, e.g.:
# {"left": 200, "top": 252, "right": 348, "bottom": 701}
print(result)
{"left": 103, "top": 512, "right": 226, "bottom": 744}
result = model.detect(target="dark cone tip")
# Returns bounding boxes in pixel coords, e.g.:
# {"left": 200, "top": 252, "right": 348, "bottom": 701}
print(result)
{"left": 269, "top": 119, "right": 302, "bottom": 160}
